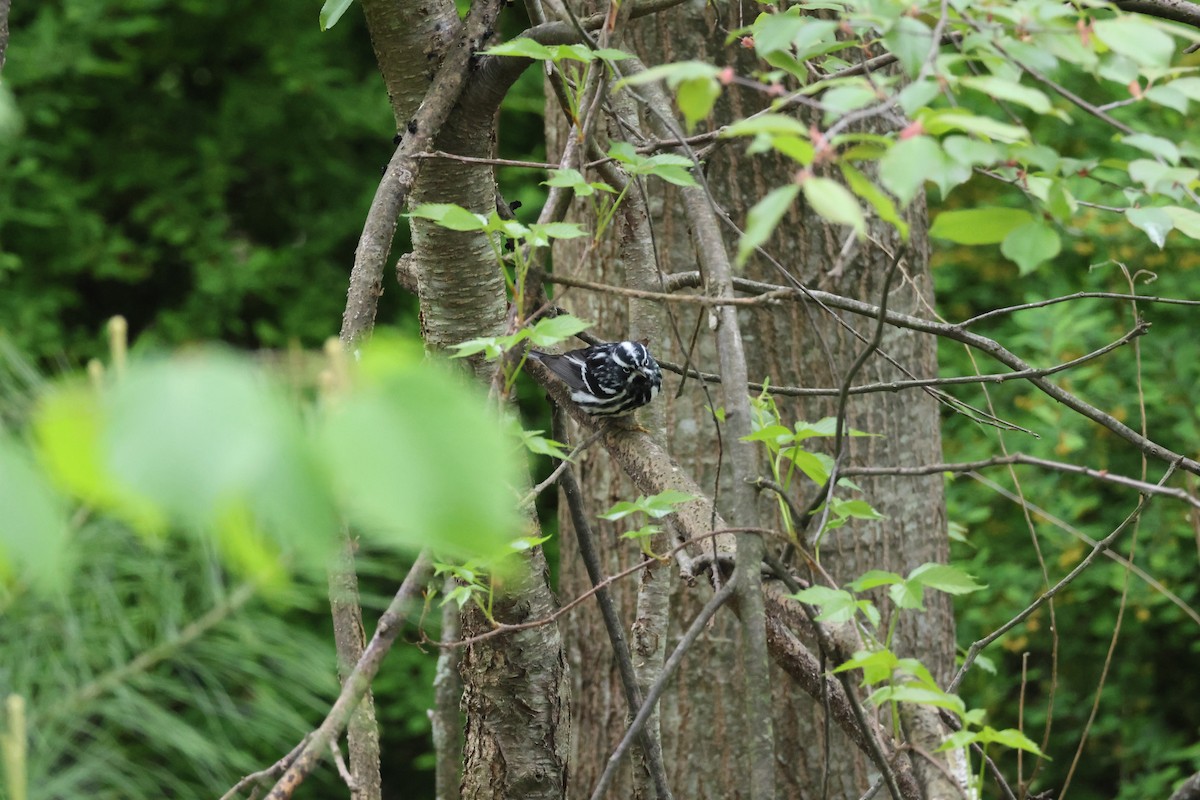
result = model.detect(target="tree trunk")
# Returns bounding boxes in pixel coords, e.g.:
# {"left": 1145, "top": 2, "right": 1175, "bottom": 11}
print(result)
{"left": 549, "top": 2, "right": 954, "bottom": 797}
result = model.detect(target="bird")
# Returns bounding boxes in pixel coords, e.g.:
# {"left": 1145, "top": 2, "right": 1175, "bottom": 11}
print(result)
{"left": 527, "top": 340, "right": 663, "bottom": 417}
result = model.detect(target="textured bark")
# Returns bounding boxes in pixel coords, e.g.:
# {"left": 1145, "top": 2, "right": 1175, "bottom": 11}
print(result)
{"left": 399, "top": 18, "right": 572, "bottom": 800}
{"left": 459, "top": 545, "right": 570, "bottom": 800}
{"left": 328, "top": 538, "right": 383, "bottom": 800}
{"left": 550, "top": 1, "right": 955, "bottom": 797}
{"left": 0, "top": 0, "right": 10, "bottom": 75}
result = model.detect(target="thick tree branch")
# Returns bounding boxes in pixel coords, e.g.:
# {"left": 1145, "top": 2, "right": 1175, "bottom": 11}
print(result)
{"left": 340, "top": 0, "right": 503, "bottom": 347}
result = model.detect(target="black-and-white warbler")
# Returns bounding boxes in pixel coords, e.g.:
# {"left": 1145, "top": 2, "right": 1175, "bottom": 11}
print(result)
{"left": 528, "top": 340, "right": 663, "bottom": 416}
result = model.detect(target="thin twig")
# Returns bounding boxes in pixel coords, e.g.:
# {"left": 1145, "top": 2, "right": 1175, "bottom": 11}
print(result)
{"left": 555, "top": 409, "right": 675, "bottom": 800}
{"left": 588, "top": 579, "right": 737, "bottom": 800}
{"left": 220, "top": 735, "right": 310, "bottom": 800}
{"left": 265, "top": 552, "right": 435, "bottom": 799}
{"left": 949, "top": 461, "right": 1181, "bottom": 693}
{"left": 839, "top": 452, "right": 1199, "bottom": 509}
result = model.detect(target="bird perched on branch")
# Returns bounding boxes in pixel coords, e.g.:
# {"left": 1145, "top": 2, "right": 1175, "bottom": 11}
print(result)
{"left": 528, "top": 340, "right": 662, "bottom": 417}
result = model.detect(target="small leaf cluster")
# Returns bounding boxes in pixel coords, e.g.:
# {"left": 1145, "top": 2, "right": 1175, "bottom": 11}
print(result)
{"left": 599, "top": 489, "right": 697, "bottom": 556}
{"left": 743, "top": 385, "right": 880, "bottom": 541}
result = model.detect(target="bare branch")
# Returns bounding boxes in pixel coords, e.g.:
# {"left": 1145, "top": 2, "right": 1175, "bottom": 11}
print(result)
{"left": 265, "top": 553, "right": 435, "bottom": 799}
{"left": 588, "top": 580, "right": 737, "bottom": 800}
{"left": 949, "top": 462, "right": 1181, "bottom": 693}
{"left": 839, "top": 453, "right": 1200, "bottom": 509}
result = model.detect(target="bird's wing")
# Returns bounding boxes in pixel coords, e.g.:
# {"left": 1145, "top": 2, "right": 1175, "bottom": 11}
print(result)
{"left": 527, "top": 350, "right": 594, "bottom": 393}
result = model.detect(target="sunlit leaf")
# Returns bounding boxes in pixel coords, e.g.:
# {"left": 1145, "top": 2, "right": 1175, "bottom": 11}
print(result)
{"left": 0, "top": 435, "right": 70, "bottom": 594}
{"left": 880, "top": 136, "right": 942, "bottom": 206}
{"left": 408, "top": 203, "right": 489, "bottom": 231}
{"left": 884, "top": 16, "right": 933, "bottom": 77}
{"left": 1121, "top": 133, "right": 1180, "bottom": 165}
{"left": 959, "top": 75, "right": 1053, "bottom": 114}
{"left": 677, "top": 76, "right": 721, "bottom": 131}
{"left": 930, "top": 207, "right": 1034, "bottom": 245}
{"left": 722, "top": 114, "right": 810, "bottom": 138}
{"left": 319, "top": 0, "right": 355, "bottom": 31}
{"left": 482, "top": 38, "right": 555, "bottom": 61}
{"left": 1163, "top": 205, "right": 1200, "bottom": 239}
{"left": 1094, "top": 17, "right": 1176, "bottom": 69}
{"left": 907, "top": 563, "right": 986, "bottom": 595}
{"left": 1000, "top": 221, "right": 1061, "bottom": 275}
{"left": 323, "top": 337, "right": 523, "bottom": 562}
{"left": 526, "top": 314, "right": 591, "bottom": 347}
{"left": 738, "top": 184, "right": 799, "bottom": 265}
{"left": 803, "top": 177, "right": 865, "bottom": 236}
{"left": 1126, "top": 206, "right": 1173, "bottom": 249}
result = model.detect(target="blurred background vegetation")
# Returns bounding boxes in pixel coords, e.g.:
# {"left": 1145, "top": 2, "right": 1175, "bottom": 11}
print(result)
{"left": 1, "top": 1, "right": 1197, "bottom": 799}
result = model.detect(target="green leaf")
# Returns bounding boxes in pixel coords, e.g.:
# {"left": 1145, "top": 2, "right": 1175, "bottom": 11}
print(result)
{"left": 790, "top": 586, "right": 860, "bottom": 624}
{"left": 821, "top": 84, "right": 878, "bottom": 120}
{"left": 481, "top": 38, "right": 554, "bottom": 61}
{"left": 616, "top": 60, "right": 721, "bottom": 90}
{"left": 518, "top": 428, "right": 572, "bottom": 459}
{"left": 918, "top": 108, "right": 1028, "bottom": 143}
{"left": 33, "top": 385, "right": 165, "bottom": 533}
{"left": 1163, "top": 205, "right": 1200, "bottom": 239}
{"left": 1094, "top": 17, "right": 1176, "bottom": 69}
{"left": 782, "top": 447, "right": 833, "bottom": 486}
{"left": 1000, "top": 221, "right": 1061, "bottom": 275}
{"left": 833, "top": 498, "right": 886, "bottom": 520}
{"left": 113, "top": 355, "right": 339, "bottom": 563}
{"left": 1144, "top": 84, "right": 1189, "bottom": 114}
{"left": 528, "top": 221, "right": 588, "bottom": 241}
{"left": 634, "top": 157, "right": 698, "bottom": 187}
{"left": 751, "top": 12, "right": 807, "bottom": 56}
{"left": 323, "top": 336, "right": 524, "bottom": 563}
{"left": 620, "top": 524, "right": 662, "bottom": 541}
{"left": 738, "top": 184, "right": 799, "bottom": 265}
{"left": 907, "top": 563, "right": 986, "bottom": 595}
{"left": 677, "top": 76, "right": 721, "bottom": 131}
{"left": 1121, "top": 133, "right": 1181, "bottom": 165}
{"left": 889, "top": 579, "right": 925, "bottom": 610}
{"left": 841, "top": 163, "right": 908, "bottom": 240}
{"left": 802, "top": 177, "right": 866, "bottom": 236}
{"left": 981, "top": 726, "right": 1047, "bottom": 756}
{"left": 930, "top": 207, "right": 1034, "bottom": 245}
{"left": 408, "top": 203, "right": 489, "bottom": 231}
{"left": 959, "top": 75, "right": 1053, "bottom": 114}
{"left": 319, "top": 0, "right": 355, "bottom": 31}
{"left": 741, "top": 424, "right": 794, "bottom": 447}
{"left": 599, "top": 489, "right": 697, "bottom": 521}
{"left": 0, "top": 435, "right": 70, "bottom": 594}
{"left": 868, "top": 684, "right": 966, "bottom": 715}
{"left": 833, "top": 648, "right": 899, "bottom": 685}
{"left": 450, "top": 337, "right": 506, "bottom": 360}
{"left": 769, "top": 136, "right": 816, "bottom": 166}
{"left": 546, "top": 44, "right": 594, "bottom": 63}
{"left": 1125, "top": 206, "right": 1172, "bottom": 248}
{"left": 850, "top": 570, "right": 904, "bottom": 591}
{"left": 592, "top": 48, "right": 634, "bottom": 62}
{"left": 526, "top": 314, "right": 592, "bottom": 347}
{"left": 884, "top": 16, "right": 933, "bottom": 77}
{"left": 723, "top": 114, "right": 809, "bottom": 138}
{"left": 880, "top": 136, "right": 942, "bottom": 206}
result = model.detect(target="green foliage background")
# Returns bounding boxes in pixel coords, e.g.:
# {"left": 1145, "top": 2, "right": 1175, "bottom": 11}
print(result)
{"left": 1, "top": 2, "right": 1198, "bottom": 800}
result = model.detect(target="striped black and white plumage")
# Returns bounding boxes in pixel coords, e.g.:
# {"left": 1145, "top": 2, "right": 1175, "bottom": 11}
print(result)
{"left": 529, "top": 341, "right": 662, "bottom": 417}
